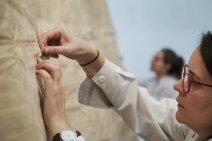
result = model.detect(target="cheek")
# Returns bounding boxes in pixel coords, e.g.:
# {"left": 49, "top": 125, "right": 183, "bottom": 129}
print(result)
{"left": 176, "top": 92, "right": 199, "bottom": 124}
{"left": 193, "top": 89, "right": 212, "bottom": 122}
{"left": 155, "top": 62, "right": 164, "bottom": 70}
{"left": 185, "top": 92, "right": 201, "bottom": 118}
{"left": 180, "top": 89, "right": 212, "bottom": 127}
{"left": 188, "top": 89, "right": 212, "bottom": 114}
{"left": 152, "top": 63, "right": 160, "bottom": 71}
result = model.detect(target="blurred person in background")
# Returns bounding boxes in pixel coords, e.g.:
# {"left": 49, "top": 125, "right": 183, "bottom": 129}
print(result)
{"left": 141, "top": 48, "right": 184, "bottom": 100}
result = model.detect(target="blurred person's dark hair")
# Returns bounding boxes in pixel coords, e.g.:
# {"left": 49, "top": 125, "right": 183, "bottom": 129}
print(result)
{"left": 200, "top": 31, "right": 212, "bottom": 77}
{"left": 162, "top": 48, "right": 184, "bottom": 79}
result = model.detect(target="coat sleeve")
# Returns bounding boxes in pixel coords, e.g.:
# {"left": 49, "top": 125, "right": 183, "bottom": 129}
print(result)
{"left": 78, "top": 59, "right": 192, "bottom": 141}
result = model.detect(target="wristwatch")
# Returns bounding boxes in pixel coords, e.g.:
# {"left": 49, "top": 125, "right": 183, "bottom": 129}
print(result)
{"left": 53, "top": 128, "right": 81, "bottom": 141}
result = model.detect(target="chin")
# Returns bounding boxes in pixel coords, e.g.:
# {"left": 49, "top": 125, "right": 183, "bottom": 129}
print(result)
{"left": 176, "top": 110, "right": 185, "bottom": 124}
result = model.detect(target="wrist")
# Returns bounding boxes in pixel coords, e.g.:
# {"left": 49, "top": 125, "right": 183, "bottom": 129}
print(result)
{"left": 81, "top": 52, "right": 105, "bottom": 77}
{"left": 47, "top": 119, "right": 70, "bottom": 135}
{"left": 76, "top": 48, "right": 97, "bottom": 65}
{"left": 79, "top": 50, "right": 99, "bottom": 66}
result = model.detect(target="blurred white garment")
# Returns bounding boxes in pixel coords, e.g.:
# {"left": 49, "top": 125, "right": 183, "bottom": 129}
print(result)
{"left": 141, "top": 76, "right": 178, "bottom": 100}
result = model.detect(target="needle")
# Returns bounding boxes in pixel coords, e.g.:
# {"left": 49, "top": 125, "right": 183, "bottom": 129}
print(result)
{"left": 39, "top": 53, "right": 48, "bottom": 60}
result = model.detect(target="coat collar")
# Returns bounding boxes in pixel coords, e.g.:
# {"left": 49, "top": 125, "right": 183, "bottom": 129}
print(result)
{"left": 193, "top": 133, "right": 212, "bottom": 141}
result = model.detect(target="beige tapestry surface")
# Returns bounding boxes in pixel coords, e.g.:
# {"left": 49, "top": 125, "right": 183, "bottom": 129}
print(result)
{"left": 0, "top": 0, "right": 136, "bottom": 141}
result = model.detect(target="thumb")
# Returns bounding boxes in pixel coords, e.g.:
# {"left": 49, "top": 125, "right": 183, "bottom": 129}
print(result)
{"left": 44, "top": 46, "right": 66, "bottom": 56}
{"left": 36, "top": 69, "right": 53, "bottom": 87}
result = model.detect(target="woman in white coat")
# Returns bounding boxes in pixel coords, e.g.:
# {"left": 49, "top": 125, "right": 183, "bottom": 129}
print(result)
{"left": 141, "top": 48, "right": 184, "bottom": 100}
{"left": 36, "top": 28, "right": 212, "bottom": 141}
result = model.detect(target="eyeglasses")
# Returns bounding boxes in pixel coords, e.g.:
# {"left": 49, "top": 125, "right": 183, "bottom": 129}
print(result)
{"left": 182, "top": 65, "right": 212, "bottom": 93}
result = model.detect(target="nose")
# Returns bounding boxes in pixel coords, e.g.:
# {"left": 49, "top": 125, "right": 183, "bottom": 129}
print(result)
{"left": 173, "top": 79, "right": 186, "bottom": 96}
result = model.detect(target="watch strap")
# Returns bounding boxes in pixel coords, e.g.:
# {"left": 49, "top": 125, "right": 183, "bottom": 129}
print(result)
{"left": 53, "top": 133, "right": 60, "bottom": 141}
{"left": 76, "top": 130, "right": 81, "bottom": 137}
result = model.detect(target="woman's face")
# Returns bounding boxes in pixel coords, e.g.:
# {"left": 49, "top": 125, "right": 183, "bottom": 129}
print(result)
{"left": 174, "top": 47, "right": 212, "bottom": 137}
{"left": 151, "top": 51, "right": 170, "bottom": 75}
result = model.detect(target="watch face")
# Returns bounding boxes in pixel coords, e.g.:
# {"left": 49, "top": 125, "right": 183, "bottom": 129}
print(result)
{"left": 61, "top": 129, "right": 77, "bottom": 141}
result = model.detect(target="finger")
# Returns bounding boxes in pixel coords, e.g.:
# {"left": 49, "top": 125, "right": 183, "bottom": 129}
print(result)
{"left": 39, "top": 28, "right": 62, "bottom": 50}
{"left": 37, "top": 31, "right": 47, "bottom": 52}
{"left": 36, "top": 31, "right": 43, "bottom": 41}
{"left": 36, "top": 61, "right": 62, "bottom": 82}
{"left": 44, "top": 46, "right": 66, "bottom": 56}
{"left": 36, "top": 59, "right": 59, "bottom": 67}
{"left": 37, "top": 57, "right": 44, "bottom": 64}
{"left": 36, "top": 69, "right": 53, "bottom": 87}
{"left": 36, "top": 61, "right": 57, "bottom": 72}
{"left": 37, "top": 57, "right": 58, "bottom": 66}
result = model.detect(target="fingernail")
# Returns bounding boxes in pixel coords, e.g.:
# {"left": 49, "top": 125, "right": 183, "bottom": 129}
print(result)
{"left": 40, "top": 42, "right": 46, "bottom": 50}
{"left": 45, "top": 48, "right": 48, "bottom": 53}
{"left": 41, "top": 48, "right": 44, "bottom": 53}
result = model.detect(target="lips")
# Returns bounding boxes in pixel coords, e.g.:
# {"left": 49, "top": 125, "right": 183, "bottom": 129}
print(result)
{"left": 177, "top": 103, "right": 184, "bottom": 109}
{"left": 176, "top": 98, "right": 185, "bottom": 109}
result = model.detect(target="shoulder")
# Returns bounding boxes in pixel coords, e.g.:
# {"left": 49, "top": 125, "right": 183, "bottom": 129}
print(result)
{"left": 141, "top": 77, "right": 156, "bottom": 85}
{"left": 160, "top": 76, "right": 177, "bottom": 86}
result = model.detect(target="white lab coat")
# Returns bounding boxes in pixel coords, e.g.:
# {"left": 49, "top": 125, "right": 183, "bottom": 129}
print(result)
{"left": 78, "top": 59, "right": 212, "bottom": 141}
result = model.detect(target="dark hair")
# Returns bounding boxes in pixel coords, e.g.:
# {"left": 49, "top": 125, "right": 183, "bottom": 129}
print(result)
{"left": 162, "top": 48, "right": 184, "bottom": 79}
{"left": 200, "top": 31, "right": 212, "bottom": 77}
